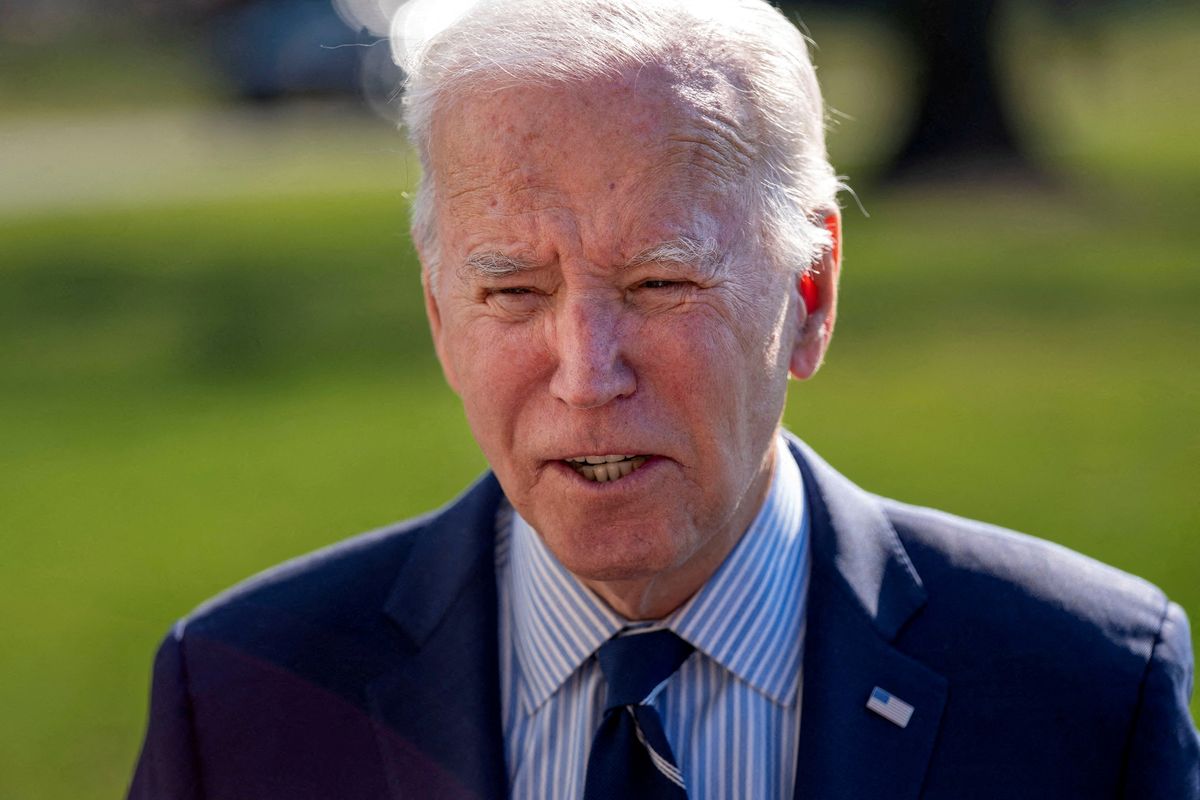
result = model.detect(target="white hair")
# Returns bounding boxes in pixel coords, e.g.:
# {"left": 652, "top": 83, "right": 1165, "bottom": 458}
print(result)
{"left": 392, "top": 0, "right": 840, "bottom": 279}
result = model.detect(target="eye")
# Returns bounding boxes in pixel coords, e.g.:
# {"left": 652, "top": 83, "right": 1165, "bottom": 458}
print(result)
{"left": 482, "top": 285, "right": 536, "bottom": 299}
{"left": 484, "top": 285, "right": 544, "bottom": 315}
{"left": 637, "top": 279, "right": 686, "bottom": 290}
{"left": 627, "top": 278, "right": 695, "bottom": 308}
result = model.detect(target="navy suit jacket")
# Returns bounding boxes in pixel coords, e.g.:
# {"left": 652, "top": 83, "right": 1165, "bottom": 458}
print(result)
{"left": 129, "top": 436, "right": 1200, "bottom": 798}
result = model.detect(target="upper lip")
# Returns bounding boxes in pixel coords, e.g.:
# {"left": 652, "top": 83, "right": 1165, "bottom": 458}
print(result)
{"left": 563, "top": 454, "right": 642, "bottom": 463}
{"left": 546, "top": 449, "right": 658, "bottom": 462}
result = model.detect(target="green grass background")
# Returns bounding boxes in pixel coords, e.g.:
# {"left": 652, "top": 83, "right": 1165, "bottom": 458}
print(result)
{"left": 1, "top": 8, "right": 1197, "bottom": 798}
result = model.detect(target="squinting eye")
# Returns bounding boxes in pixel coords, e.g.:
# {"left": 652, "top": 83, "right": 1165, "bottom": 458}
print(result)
{"left": 639, "top": 280, "right": 684, "bottom": 290}
{"left": 486, "top": 286, "right": 543, "bottom": 314}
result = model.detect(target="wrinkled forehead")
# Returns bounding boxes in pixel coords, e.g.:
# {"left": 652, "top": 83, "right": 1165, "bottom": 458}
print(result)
{"left": 427, "top": 62, "right": 760, "bottom": 215}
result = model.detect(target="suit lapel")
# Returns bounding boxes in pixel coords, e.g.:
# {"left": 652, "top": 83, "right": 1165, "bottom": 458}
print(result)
{"left": 366, "top": 474, "right": 509, "bottom": 800}
{"left": 788, "top": 436, "right": 948, "bottom": 800}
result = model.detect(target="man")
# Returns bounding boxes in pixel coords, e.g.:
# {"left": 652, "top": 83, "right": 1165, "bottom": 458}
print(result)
{"left": 129, "top": 0, "right": 1200, "bottom": 797}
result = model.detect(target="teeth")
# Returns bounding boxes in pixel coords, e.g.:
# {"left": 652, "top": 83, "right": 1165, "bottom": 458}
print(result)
{"left": 568, "top": 456, "right": 648, "bottom": 483}
{"left": 572, "top": 454, "right": 633, "bottom": 465}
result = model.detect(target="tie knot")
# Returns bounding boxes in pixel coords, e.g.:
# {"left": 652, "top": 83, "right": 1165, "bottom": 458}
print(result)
{"left": 596, "top": 629, "right": 694, "bottom": 710}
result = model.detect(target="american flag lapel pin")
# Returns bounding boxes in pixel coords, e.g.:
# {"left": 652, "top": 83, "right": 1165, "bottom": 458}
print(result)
{"left": 866, "top": 686, "right": 915, "bottom": 728}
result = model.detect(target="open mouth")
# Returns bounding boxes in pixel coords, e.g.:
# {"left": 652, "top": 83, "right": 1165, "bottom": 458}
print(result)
{"left": 564, "top": 454, "right": 649, "bottom": 483}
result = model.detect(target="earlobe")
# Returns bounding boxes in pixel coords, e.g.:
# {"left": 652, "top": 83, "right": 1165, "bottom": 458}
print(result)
{"left": 789, "top": 211, "right": 841, "bottom": 381}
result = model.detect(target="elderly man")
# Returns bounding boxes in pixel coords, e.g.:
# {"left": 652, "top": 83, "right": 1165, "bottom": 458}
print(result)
{"left": 128, "top": 0, "right": 1199, "bottom": 798}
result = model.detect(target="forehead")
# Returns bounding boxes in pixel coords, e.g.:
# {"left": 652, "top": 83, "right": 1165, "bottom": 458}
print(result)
{"left": 427, "top": 65, "right": 759, "bottom": 254}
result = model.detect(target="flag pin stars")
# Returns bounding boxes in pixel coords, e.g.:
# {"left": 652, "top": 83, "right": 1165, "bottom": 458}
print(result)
{"left": 866, "top": 686, "right": 915, "bottom": 728}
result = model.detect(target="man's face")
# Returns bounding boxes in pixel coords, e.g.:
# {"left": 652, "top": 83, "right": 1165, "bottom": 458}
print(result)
{"left": 423, "top": 69, "right": 824, "bottom": 606}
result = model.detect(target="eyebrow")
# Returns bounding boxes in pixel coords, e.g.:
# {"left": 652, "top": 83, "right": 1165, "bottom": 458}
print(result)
{"left": 459, "top": 251, "right": 537, "bottom": 280}
{"left": 458, "top": 236, "right": 723, "bottom": 280}
{"left": 626, "top": 236, "right": 722, "bottom": 275}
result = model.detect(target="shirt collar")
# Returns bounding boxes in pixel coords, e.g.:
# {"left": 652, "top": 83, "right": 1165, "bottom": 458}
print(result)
{"left": 666, "top": 435, "right": 809, "bottom": 706}
{"left": 508, "top": 434, "right": 809, "bottom": 711}
{"left": 509, "top": 510, "right": 624, "bottom": 711}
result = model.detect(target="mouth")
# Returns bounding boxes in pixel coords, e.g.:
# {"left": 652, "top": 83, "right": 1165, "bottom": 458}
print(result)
{"left": 563, "top": 454, "right": 650, "bottom": 483}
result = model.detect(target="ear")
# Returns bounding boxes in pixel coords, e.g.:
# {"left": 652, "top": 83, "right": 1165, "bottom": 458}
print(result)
{"left": 421, "top": 264, "right": 461, "bottom": 394}
{"left": 789, "top": 210, "right": 841, "bottom": 380}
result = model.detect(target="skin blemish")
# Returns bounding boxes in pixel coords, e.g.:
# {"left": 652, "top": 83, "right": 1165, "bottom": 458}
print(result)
{"left": 608, "top": 182, "right": 616, "bottom": 191}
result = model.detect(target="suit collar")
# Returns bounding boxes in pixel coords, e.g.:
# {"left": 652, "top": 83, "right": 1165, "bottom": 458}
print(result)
{"left": 381, "top": 472, "right": 505, "bottom": 646}
{"left": 785, "top": 433, "right": 948, "bottom": 800}
{"left": 370, "top": 473, "right": 508, "bottom": 800}
{"left": 784, "top": 433, "right": 927, "bottom": 641}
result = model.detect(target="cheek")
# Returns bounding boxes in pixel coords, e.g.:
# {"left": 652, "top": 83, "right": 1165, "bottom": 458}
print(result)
{"left": 639, "top": 300, "right": 770, "bottom": 388}
{"left": 446, "top": 322, "right": 550, "bottom": 434}
{"left": 634, "top": 309, "right": 752, "bottom": 436}
{"left": 637, "top": 300, "right": 787, "bottom": 462}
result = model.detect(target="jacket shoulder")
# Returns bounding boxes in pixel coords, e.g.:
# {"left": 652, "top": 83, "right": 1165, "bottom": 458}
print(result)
{"left": 171, "top": 470, "right": 503, "bottom": 661}
{"left": 882, "top": 498, "right": 1170, "bottom": 646}
{"left": 878, "top": 499, "right": 1199, "bottom": 796}
{"left": 880, "top": 497, "right": 1175, "bottom": 696}
{"left": 182, "top": 512, "right": 432, "bottom": 637}
{"left": 161, "top": 514, "right": 450, "bottom": 692}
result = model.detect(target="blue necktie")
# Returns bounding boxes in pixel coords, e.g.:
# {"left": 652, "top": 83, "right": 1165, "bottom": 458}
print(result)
{"left": 583, "top": 629, "right": 695, "bottom": 799}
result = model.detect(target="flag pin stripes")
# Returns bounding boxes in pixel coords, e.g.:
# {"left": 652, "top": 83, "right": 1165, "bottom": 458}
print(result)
{"left": 866, "top": 686, "right": 915, "bottom": 728}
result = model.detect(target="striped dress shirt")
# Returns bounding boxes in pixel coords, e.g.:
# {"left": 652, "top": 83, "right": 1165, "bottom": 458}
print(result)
{"left": 495, "top": 435, "right": 811, "bottom": 799}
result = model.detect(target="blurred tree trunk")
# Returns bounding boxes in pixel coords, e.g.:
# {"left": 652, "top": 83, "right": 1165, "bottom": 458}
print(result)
{"left": 886, "top": 0, "right": 1036, "bottom": 181}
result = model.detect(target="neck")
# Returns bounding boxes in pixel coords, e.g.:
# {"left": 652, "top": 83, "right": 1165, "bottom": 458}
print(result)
{"left": 583, "top": 561, "right": 726, "bottom": 621}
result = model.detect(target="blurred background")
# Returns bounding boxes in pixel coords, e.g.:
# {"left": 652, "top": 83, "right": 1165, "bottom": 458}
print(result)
{"left": 1, "top": 0, "right": 1197, "bottom": 796}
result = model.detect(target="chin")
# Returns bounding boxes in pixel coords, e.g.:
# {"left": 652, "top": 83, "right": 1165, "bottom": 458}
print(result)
{"left": 540, "top": 518, "right": 689, "bottom": 583}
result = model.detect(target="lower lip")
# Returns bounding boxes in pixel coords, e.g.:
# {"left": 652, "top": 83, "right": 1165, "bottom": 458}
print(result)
{"left": 550, "top": 456, "right": 667, "bottom": 491}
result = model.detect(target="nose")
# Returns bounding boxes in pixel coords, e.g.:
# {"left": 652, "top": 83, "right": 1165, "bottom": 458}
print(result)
{"left": 548, "top": 297, "right": 636, "bottom": 409}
